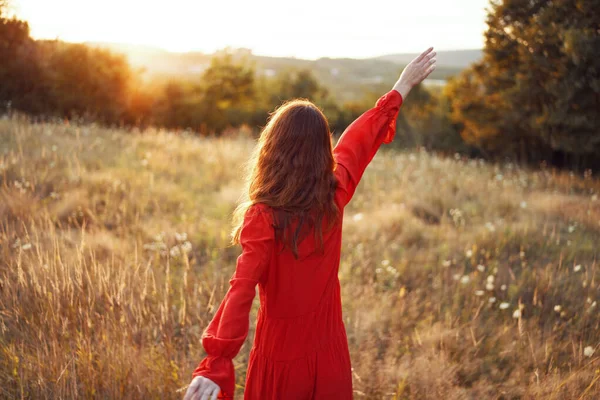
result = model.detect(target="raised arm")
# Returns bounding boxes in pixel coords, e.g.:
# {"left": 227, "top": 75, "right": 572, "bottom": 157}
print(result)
{"left": 333, "top": 47, "right": 437, "bottom": 206}
{"left": 185, "top": 205, "right": 273, "bottom": 400}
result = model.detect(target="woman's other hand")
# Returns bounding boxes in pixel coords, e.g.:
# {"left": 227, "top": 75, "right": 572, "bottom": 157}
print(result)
{"left": 393, "top": 47, "right": 437, "bottom": 99}
{"left": 183, "top": 376, "right": 221, "bottom": 400}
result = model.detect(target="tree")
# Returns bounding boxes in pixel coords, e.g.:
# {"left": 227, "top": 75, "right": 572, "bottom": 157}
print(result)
{"left": 449, "top": 0, "right": 600, "bottom": 169}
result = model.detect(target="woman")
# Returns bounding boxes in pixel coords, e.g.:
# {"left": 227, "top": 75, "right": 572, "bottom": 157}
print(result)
{"left": 184, "top": 47, "right": 437, "bottom": 400}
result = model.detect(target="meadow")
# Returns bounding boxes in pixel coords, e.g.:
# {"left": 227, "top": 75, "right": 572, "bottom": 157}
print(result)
{"left": 1, "top": 116, "right": 600, "bottom": 399}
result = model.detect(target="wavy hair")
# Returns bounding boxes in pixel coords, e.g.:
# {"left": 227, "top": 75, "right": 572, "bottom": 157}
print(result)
{"left": 231, "top": 99, "right": 340, "bottom": 258}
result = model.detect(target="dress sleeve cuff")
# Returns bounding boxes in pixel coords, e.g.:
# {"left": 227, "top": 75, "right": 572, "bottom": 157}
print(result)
{"left": 192, "top": 356, "right": 235, "bottom": 399}
{"left": 377, "top": 90, "right": 403, "bottom": 144}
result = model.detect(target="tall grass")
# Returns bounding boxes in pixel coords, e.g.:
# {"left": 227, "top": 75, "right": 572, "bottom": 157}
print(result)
{"left": 1, "top": 116, "right": 599, "bottom": 399}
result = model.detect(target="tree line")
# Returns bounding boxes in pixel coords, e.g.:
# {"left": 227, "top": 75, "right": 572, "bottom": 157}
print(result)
{"left": 1, "top": 1, "right": 599, "bottom": 171}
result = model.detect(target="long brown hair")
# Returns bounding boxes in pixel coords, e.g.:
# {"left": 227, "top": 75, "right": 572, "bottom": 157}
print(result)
{"left": 231, "top": 99, "right": 340, "bottom": 258}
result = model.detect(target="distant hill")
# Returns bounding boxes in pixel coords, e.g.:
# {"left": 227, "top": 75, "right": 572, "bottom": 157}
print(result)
{"left": 87, "top": 42, "right": 478, "bottom": 101}
{"left": 376, "top": 49, "right": 482, "bottom": 69}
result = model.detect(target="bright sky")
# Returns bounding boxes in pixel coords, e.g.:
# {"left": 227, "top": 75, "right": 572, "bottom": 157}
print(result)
{"left": 13, "top": 0, "right": 489, "bottom": 59}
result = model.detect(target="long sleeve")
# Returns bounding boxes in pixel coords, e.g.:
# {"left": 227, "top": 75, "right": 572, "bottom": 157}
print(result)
{"left": 333, "top": 89, "right": 403, "bottom": 206}
{"left": 192, "top": 204, "right": 274, "bottom": 399}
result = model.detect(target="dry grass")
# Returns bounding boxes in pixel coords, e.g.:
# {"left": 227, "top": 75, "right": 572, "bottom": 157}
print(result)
{"left": 1, "top": 116, "right": 600, "bottom": 399}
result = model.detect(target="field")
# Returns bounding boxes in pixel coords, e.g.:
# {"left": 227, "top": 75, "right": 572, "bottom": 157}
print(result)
{"left": 1, "top": 116, "right": 600, "bottom": 399}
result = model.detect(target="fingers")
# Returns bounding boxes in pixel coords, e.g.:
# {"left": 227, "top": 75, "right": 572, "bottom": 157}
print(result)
{"left": 421, "top": 64, "right": 436, "bottom": 80}
{"left": 210, "top": 387, "right": 220, "bottom": 400}
{"left": 183, "top": 378, "right": 200, "bottom": 400}
{"left": 415, "top": 47, "right": 434, "bottom": 63}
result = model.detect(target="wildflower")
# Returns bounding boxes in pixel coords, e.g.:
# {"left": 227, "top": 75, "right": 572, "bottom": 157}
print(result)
{"left": 499, "top": 302, "right": 510, "bottom": 310}
{"left": 486, "top": 282, "right": 495, "bottom": 291}
{"left": 584, "top": 346, "right": 595, "bottom": 357}
{"left": 175, "top": 232, "right": 188, "bottom": 242}
{"left": 501, "top": 284, "right": 507, "bottom": 291}
{"left": 592, "top": 194, "right": 598, "bottom": 202}
{"left": 520, "top": 201, "right": 527, "bottom": 209}
{"left": 520, "top": 251, "right": 525, "bottom": 258}
{"left": 512, "top": 309, "right": 521, "bottom": 319}
{"left": 170, "top": 246, "right": 181, "bottom": 258}
{"left": 554, "top": 305, "right": 561, "bottom": 312}
{"left": 141, "top": 159, "right": 149, "bottom": 167}
{"left": 487, "top": 275, "right": 495, "bottom": 283}
{"left": 489, "top": 297, "right": 496, "bottom": 303}
{"left": 460, "top": 275, "right": 470, "bottom": 284}
{"left": 381, "top": 259, "right": 390, "bottom": 267}
{"left": 474, "top": 290, "right": 484, "bottom": 296}
{"left": 574, "top": 264, "right": 582, "bottom": 272}
{"left": 477, "top": 264, "right": 485, "bottom": 272}
{"left": 465, "top": 249, "right": 473, "bottom": 258}
{"left": 452, "top": 274, "right": 461, "bottom": 281}
{"left": 21, "top": 243, "right": 32, "bottom": 250}
{"left": 352, "top": 213, "right": 364, "bottom": 222}
{"left": 495, "top": 174, "right": 503, "bottom": 181}
{"left": 376, "top": 268, "right": 382, "bottom": 274}
{"left": 485, "top": 222, "right": 496, "bottom": 232}
{"left": 568, "top": 225, "right": 576, "bottom": 233}
{"left": 442, "top": 260, "right": 451, "bottom": 267}
{"left": 181, "top": 241, "right": 192, "bottom": 254}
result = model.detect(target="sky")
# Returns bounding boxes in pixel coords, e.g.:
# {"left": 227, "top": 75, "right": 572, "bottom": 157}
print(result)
{"left": 12, "top": 0, "right": 489, "bottom": 59}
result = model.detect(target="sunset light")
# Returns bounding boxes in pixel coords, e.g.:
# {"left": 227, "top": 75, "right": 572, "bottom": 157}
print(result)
{"left": 13, "top": 0, "right": 488, "bottom": 58}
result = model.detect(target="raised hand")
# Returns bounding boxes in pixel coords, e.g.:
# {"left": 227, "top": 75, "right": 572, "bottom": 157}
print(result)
{"left": 392, "top": 47, "right": 437, "bottom": 100}
{"left": 183, "top": 376, "right": 221, "bottom": 400}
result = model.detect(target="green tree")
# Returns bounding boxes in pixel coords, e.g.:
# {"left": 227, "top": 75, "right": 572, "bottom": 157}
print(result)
{"left": 449, "top": 0, "right": 600, "bottom": 169}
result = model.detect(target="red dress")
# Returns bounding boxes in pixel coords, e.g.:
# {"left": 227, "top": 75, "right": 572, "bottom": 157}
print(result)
{"left": 192, "top": 89, "right": 403, "bottom": 399}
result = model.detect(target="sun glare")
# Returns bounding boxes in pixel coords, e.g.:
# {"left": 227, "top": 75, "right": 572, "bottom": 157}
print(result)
{"left": 13, "top": 0, "right": 487, "bottom": 58}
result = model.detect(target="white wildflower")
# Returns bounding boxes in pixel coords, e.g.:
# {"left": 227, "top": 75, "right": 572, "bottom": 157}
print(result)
{"left": 465, "top": 249, "right": 473, "bottom": 258}
{"left": 442, "top": 260, "right": 452, "bottom": 267}
{"left": 175, "top": 232, "right": 188, "bottom": 242}
{"left": 474, "top": 290, "right": 484, "bottom": 296}
{"left": 512, "top": 309, "right": 521, "bottom": 319}
{"left": 489, "top": 297, "right": 496, "bottom": 303}
{"left": 352, "top": 213, "right": 364, "bottom": 222}
{"left": 169, "top": 246, "right": 181, "bottom": 258}
{"left": 499, "top": 302, "right": 510, "bottom": 310}
{"left": 485, "top": 222, "right": 496, "bottom": 232}
{"left": 486, "top": 282, "right": 495, "bottom": 291}
{"left": 568, "top": 225, "right": 576, "bottom": 233}
{"left": 381, "top": 259, "right": 390, "bottom": 267}
{"left": 574, "top": 264, "right": 582, "bottom": 272}
{"left": 487, "top": 275, "right": 495, "bottom": 283}
{"left": 452, "top": 273, "right": 461, "bottom": 281}
{"left": 554, "top": 305, "right": 562, "bottom": 312}
{"left": 501, "top": 284, "right": 507, "bottom": 291}
{"left": 376, "top": 268, "right": 382, "bottom": 274}
{"left": 584, "top": 346, "right": 595, "bottom": 357}
{"left": 520, "top": 201, "right": 527, "bottom": 209}
{"left": 592, "top": 194, "right": 598, "bottom": 202}
{"left": 21, "top": 243, "right": 32, "bottom": 250}
{"left": 477, "top": 264, "right": 485, "bottom": 272}
{"left": 181, "top": 241, "right": 192, "bottom": 253}
{"left": 460, "top": 275, "right": 470, "bottom": 284}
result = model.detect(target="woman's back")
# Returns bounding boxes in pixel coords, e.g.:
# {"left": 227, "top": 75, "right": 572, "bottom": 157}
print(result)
{"left": 185, "top": 47, "right": 437, "bottom": 400}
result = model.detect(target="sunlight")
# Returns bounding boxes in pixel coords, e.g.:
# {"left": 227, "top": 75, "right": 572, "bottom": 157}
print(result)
{"left": 14, "top": 0, "right": 488, "bottom": 58}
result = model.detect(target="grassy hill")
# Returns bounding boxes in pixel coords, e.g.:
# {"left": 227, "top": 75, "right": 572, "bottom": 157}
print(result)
{"left": 1, "top": 117, "right": 599, "bottom": 398}
{"left": 87, "top": 43, "right": 466, "bottom": 101}
{"left": 376, "top": 49, "right": 482, "bottom": 69}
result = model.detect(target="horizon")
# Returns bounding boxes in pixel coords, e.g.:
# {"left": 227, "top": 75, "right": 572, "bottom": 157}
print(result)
{"left": 12, "top": 0, "right": 489, "bottom": 60}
